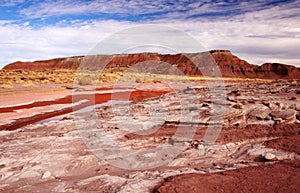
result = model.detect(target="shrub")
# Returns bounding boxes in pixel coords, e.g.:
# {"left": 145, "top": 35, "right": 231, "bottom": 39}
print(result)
{"left": 232, "top": 103, "right": 243, "bottom": 109}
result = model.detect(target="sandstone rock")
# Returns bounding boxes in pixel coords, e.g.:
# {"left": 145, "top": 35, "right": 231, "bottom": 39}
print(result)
{"left": 213, "top": 99, "right": 231, "bottom": 105}
{"left": 264, "top": 115, "right": 272, "bottom": 121}
{"left": 226, "top": 108, "right": 245, "bottom": 125}
{"left": 227, "top": 96, "right": 237, "bottom": 102}
{"left": 183, "top": 87, "right": 195, "bottom": 94}
{"left": 165, "top": 115, "right": 180, "bottom": 123}
{"left": 295, "top": 104, "right": 300, "bottom": 111}
{"left": 270, "top": 89, "right": 279, "bottom": 94}
{"left": 257, "top": 63, "right": 300, "bottom": 79}
{"left": 133, "top": 115, "right": 149, "bottom": 122}
{"left": 263, "top": 153, "right": 277, "bottom": 161}
{"left": 262, "top": 101, "right": 280, "bottom": 110}
{"left": 229, "top": 90, "right": 241, "bottom": 96}
{"left": 41, "top": 171, "right": 52, "bottom": 179}
{"left": 270, "top": 110, "right": 296, "bottom": 120}
{"left": 262, "top": 101, "right": 270, "bottom": 108}
{"left": 248, "top": 105, "right": 270, "bottom": 120}
{"left": 3, "top": 51, "right": 300, "bottom": 79}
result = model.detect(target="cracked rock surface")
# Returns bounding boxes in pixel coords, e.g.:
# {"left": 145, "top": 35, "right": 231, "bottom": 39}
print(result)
{"left": 0, "top": 80, "right": 299, "bottom": 192}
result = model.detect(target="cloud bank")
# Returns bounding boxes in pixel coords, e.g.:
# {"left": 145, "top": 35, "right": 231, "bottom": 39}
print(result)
{"left": 0, "top": 0, "right": 299, "bottom": 67}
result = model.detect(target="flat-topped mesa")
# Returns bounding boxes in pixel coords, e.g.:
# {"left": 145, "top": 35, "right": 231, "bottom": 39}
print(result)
{"left": 254, "top": 63, "right": 300, "bottom": 79}
{"left": 5, "top": 56, "right": 84, "bottom": 70}
{"left": 3, "top": 50, "right": 300, "bottom": 79}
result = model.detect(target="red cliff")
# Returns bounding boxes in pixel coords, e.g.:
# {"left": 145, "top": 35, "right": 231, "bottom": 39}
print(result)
{"left": 3, "top": 50, "right": 300, "bottom": 79}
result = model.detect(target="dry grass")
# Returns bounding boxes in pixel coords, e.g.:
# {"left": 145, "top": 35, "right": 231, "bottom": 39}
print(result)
{"left": 289, "top": 80, "right": 299, "bottom": 86}
{"left": 0, "top": 69, "right": 296, "bottom": 88}
{"left": 0, "top": 69, "right": 76, "bottom": 87}
{"left": 23, "top": 81, "right": 38, "bottom": 88}
{"left": 0, "top": 83, "right": 13, "bottom": 89}
{"left": 232, "top": 103, "right": 243, "bottom": 109}
{"left": 270, "top": 89, "right": 279, "bottom": 94}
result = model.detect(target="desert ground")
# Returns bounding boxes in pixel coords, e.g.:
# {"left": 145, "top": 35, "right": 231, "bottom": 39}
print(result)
{"left": 0, "top": 51, "right": 300, "bottom": 193}
{"left": 0, "top": 67, "right": 299, "bottom": 193}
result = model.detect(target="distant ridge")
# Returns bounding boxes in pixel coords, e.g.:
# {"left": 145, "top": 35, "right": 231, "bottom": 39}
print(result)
{"left": 3, "top": 50, "right": 300, "bottom": 79}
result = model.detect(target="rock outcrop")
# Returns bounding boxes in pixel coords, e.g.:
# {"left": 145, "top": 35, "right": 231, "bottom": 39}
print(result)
{"left": 254, "top": 63, "right": 300, "bottom": 79}
{"left": 1, "top": 81, "right": 299, "bottom": 192}
{"left": 3, "top": 50, "right": 300, "bottom": 79}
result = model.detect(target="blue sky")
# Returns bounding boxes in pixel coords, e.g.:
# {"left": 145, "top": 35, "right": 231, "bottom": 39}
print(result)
{"left": 0, "top": 0, "right": 300, "bottom": 67}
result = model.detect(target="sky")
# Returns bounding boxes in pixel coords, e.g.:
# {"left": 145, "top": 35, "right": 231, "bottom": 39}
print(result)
{"left": 0, "top": 0, "right": 300, "bottom": 68}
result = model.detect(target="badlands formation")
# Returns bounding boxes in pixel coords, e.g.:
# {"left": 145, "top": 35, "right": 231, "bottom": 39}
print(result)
{"left": 0, "top": 50, "right": 299, "bottom": 192}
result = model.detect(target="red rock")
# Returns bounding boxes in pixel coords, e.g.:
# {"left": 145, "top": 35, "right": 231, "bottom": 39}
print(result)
{"left": 3, "top": 50, "right": 300, "bottom": 79}
{"left": 254, "top": 63, "right": 300, "bottom": 79}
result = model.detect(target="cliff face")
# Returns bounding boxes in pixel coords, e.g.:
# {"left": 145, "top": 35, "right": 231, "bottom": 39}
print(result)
{"left": 3, "top": 50, "right": 300, "bottom": 79}
{"left": 254, "top": 63, "right": 300, "bottom": 79}
{"left": 4, "top": 56, "right": 84, "bottom": 70}
{"left": 210, "top": 50, "right": 256, "bottom": 78}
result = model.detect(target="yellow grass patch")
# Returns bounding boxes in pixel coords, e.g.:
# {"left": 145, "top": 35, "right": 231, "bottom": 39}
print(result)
{"left": 0, "top": 83, "right": 13, "bottom": 89}
{"left": 0, "top": 69, "right": 297, "bottom": 86}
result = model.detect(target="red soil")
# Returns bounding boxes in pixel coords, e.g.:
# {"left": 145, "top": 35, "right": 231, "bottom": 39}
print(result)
{"left": 0, "top": 90, "right": 71, "bottom": 107}
{"left": 121, "top": 123, "right": 300, "bottom": 145}
{"left": 0, "top": 88, "right": 171, "bottom": 131}
{"left": 217, "top": 124, "right": 300, "bottom": 143}
{"left": 153, "top": 160, "right": 300, "bottom": 193}
{"left": 264, "top": 134, "right": 300, "bottom": 154}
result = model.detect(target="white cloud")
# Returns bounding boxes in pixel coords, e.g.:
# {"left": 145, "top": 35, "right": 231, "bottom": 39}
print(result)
{"left": 1, "top": 1, "right": 300, "bottom": 68}
{"left": 0, "top": 20, "right": 137, "bottom": 67}
{"left": 1, "top": 0, "right": 25, "bottom": 7}
{"left": 22, "top": 21, "right": 30, "bottom": 26}
{"left": 18, "top": 0, "right": 300, "bottom": 21}
{"left": 0, "top": 20, "right": 14, "bottom": 25}
{"left": 1, "top": 14, "right": 300, "bottom": 68}
{"left": 20, "top": 0, "right": 179, "bottom": 18}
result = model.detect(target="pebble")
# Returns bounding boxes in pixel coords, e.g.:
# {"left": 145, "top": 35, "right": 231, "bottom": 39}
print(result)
{"left": 264, "top": 153, "right": 277, "bottom": 161}
{"left": 42, "top": 171, "right": 52, "bottom": 179}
